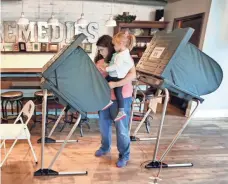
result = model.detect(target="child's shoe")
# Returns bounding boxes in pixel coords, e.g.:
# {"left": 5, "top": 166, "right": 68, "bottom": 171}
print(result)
{"left": 114, "top": 111, "right": 126, "bottom": 122}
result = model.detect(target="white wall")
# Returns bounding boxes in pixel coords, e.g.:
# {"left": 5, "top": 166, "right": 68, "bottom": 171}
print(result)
{"left": 164, "top": 0, "right": 212, "bottom": 49}
{"left": 165, "top": 0, "right": 228, "bottom": 118}
{"left": 1, "top": 0, "right": 163, "bottom": 69}
{"left": 196, "top": 0, "right": 228, "bottom": 117}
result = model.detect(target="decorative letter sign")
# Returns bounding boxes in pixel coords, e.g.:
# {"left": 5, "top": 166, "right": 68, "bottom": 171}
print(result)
{"left": 18, "top": 22, "right": 35, "bottom": 42}
{"left": 4, "top": 21, "right": 17, "bottom": 43}
{"left": 51, "top": 23, "right": 64, "bottom": 43}
{"left": 1, "top": 21, "right": 100, "bottom": 44}
{"left": 87, "top": 22, "right": 99, "bottom": 43}
{"left": 37, "top": 22, "right": 49, "bottom": 43}
{"left": 65, "top": 22, "right": 75, "bottom": 43}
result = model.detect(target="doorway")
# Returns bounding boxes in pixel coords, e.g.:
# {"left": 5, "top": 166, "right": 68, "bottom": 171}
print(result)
{"left": 173, "top": 13, "right": 205, "bottom": 47}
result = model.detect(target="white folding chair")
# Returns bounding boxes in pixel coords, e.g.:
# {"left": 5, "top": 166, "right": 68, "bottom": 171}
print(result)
{"left": 0, "top": 100, "right": 38, "bottom": 168}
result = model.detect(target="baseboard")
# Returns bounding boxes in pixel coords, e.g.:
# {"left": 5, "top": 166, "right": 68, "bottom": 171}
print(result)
{"left": 35, "top": 111, "right": 99, "bottom": 119}
{"left": 87, "top": 110, "right": 228, "bottom": 119}
{"left": 193, "top": 109, "right": 228, "bottom": 119}
{"left": 33, "top": 109, "right": 228, "bottom": 119}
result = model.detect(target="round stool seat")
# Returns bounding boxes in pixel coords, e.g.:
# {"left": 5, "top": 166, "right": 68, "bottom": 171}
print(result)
{"left": 1, "top": 91, "right": 23, "bottom": 99}
{"left": 34, "top": 91, "right": 54, "bottom": 98}
{"left": 1, "top": 91, "right": 23, "bottom": 121}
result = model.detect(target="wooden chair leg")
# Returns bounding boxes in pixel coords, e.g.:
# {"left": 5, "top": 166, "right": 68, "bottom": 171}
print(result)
{"left": 10, "top": 101, "right": 14, "bottom": 115}
{"left": 1, "top": 99, "right": 5, "bottom": 118}
{"left": 60, "top": 111, "right": 69, "bottom": 132}
{"left": 4, "top": 100, "right": 9, "bottom": 121}
{"left": 16, "top": 100, "right": 19, "bottom": 114}
{"left": 85, "top": 121, "right": 90, "bottom": 130}
{"left": 79, "top": 122, "right": 83, "bottom": 137}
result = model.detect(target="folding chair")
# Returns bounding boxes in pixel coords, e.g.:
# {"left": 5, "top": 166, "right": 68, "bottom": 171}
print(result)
{"left": 0, "top": 100, "right": 38, "bottom": 168}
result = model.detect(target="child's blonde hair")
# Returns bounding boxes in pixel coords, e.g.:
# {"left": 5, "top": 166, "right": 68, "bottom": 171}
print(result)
{"left": 112, "top": 30, "right": 136, "bottom": 51}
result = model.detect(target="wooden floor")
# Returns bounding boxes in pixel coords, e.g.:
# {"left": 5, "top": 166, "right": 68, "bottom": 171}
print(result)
{"left": 1, "top": 105, "right": 228, "bottom": 184}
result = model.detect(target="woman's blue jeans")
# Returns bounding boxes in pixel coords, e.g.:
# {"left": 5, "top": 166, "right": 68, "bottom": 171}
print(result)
{"left": 98, "top": 97, "right": 132, "bottom": 160}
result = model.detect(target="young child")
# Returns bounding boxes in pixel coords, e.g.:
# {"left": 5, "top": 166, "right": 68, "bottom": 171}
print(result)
{"left": 100, "top": 31, "right": 136, "bottom": 122}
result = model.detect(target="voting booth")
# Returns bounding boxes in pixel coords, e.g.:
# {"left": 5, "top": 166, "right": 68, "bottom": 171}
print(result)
{"left": 34, "top": 34, "right": 111, "bottom": 176}
{"left": 130, "top": 28, "right": 223, "bottom": 169}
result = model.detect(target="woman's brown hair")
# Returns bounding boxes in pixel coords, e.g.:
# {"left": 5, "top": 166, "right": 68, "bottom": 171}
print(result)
{"left": 94, "top": 35, "right": 115, "bottom": 64}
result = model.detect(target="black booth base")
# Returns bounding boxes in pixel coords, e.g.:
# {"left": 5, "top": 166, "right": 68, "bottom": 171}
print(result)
{"left": 34, "top": 169, "right": 88, "bottom": 176}
{"left": 34, "top": 169, "right": 58, "bottom": 176}
{"left": 130, "top": 135, "right": 155, "bottom": 141}
{"left": 37, "top": 137, "right": 56, "bottom": 144}
{"left": 130, "top": 136, "right": 137, "bottom": 141}
{"left": 145, "top": 161, "right": 193, "bottom": 169}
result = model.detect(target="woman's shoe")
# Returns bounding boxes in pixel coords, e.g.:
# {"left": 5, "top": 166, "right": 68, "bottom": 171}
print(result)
{"left": 95, "top": 149, "right": 109, "bottom": 157}
{"left": 116, "top": 158, "right": 129, "bottom": 168}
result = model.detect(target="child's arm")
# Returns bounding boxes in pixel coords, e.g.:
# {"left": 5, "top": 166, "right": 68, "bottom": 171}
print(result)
{"left": 109, "top": 66, "right": 136, "bottom": 89}
{"left": 105, "top": 55, "right": 122, "bottom": 72}
{"left": 106, "top": 64, "right": 118, "bottom": 72}
{"left": 98, "top": 54, "right": 118, "bottom": 72}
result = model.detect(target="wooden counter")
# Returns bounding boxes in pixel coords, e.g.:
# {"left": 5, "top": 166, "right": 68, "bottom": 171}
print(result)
{"left": 1, "top": 68, "right": 42, "bottom": 73}
{"left": 1, "top": 69, "right": 42, "bottom": 95}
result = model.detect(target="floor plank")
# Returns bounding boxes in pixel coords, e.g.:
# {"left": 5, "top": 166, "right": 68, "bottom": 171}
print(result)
{"left": 1, "top": 105, "right": 228, "bottom": 184}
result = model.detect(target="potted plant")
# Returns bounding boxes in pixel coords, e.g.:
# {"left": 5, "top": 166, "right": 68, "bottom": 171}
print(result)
{"left": 114, "top": 12, "right": 136, "bottom": 23}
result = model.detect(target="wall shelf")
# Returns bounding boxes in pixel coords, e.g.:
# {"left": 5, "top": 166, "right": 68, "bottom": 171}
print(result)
{"left": 115, "top": 21, "right": 169, "bottom": 29}
{"left": 136, "top": 36, "right": 153, "bottom": 38}
{"left": 1, "top": 51, "right": 58, "bottom": 54}
{"left": 114, "top": 20, "right": 169, "bottom": 65}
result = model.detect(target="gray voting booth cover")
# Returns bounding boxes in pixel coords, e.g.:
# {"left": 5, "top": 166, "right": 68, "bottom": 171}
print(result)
{"left": 137, "top": 28, "right": 223, "bottom": 102}
{"left": 40, "top": 34, "right": 111, "bottom": 116}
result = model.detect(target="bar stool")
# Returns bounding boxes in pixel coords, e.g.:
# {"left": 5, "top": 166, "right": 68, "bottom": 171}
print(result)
{"left": 1, "top": 91, "right": 23, "bottom": 122}
{"left": 133, "top": 86, "right": 157, "bottom": 134}
{"left": 59, "top": 112, "right": 90, "bottom": 137}
{"left": 31, "top": 90, "right": 58, "bottom": 130}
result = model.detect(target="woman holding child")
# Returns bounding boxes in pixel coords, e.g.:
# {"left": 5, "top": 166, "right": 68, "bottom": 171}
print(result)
{"left": 94, "top": 32, "right": 136, "bottom": 168}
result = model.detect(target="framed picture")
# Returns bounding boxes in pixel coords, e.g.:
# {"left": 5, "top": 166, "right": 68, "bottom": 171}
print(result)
{"left": 3, "top": 43, "right": 13, "bottom": 51}
{"left": 49, "top": 43, "right": 59, "bottom": 52}
{"left": 19, "top": 42, "right": 26, "bottom": 52}
{"left": 32, "top": 43, "right": 41, "bottom": 52}
{"left": 26, "top": 43, "right": 33, "bottom": 51}
{"left": 83, "top": 43, "right": 92, "bottom": 53}
{"left": 0, "top": 43, "right": 3, "bottom": 51}
{"left": 41, "top": 43, "right": 48, "bottom": 52}
{"left": 13, "top": 43, "right": 19, "bottom": 52}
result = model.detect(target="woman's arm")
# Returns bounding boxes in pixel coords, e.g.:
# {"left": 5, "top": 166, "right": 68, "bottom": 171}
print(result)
{"left": 109, "top": 65, "right": 136, "bottom": 89}
{"left": 95, "top": 59, "right": 108, "bottom": 78}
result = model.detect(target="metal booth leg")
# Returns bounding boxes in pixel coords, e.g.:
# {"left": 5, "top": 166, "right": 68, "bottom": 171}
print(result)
{"left": 40, "top": 89, "right": 47, "bottom": 172}
{"left": 37, "top": 102, "right": 78, "bottom": 144}
{"left": 34, "top": 91, "right": 87, "bottom": 176}
{"left": 47, "top": 107, "right": 78, "bottom": 143}
{"left": 130, "top": 89, "right": 164, "bottom": 141}
{"left": 128, "top": 81, "right": 138, "bottom": 135}
{"left": 145, "top": 96, "right": 200, "bottom": 169}
{"left": 130, "top": 108, "right": 154, "bottom": 141}
{"left": 129, "top": 81, "right": 149, "bottom": 138}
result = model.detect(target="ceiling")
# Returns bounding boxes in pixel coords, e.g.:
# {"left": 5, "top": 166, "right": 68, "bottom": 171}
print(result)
{"left": 167, "top": 0, "right": 181, "bottom": 3}
{"left": 2, "top": 0, "right": 168, "bottom": 6}
{"left": 82, "top": 0, "right": 167, "bottom": 6}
